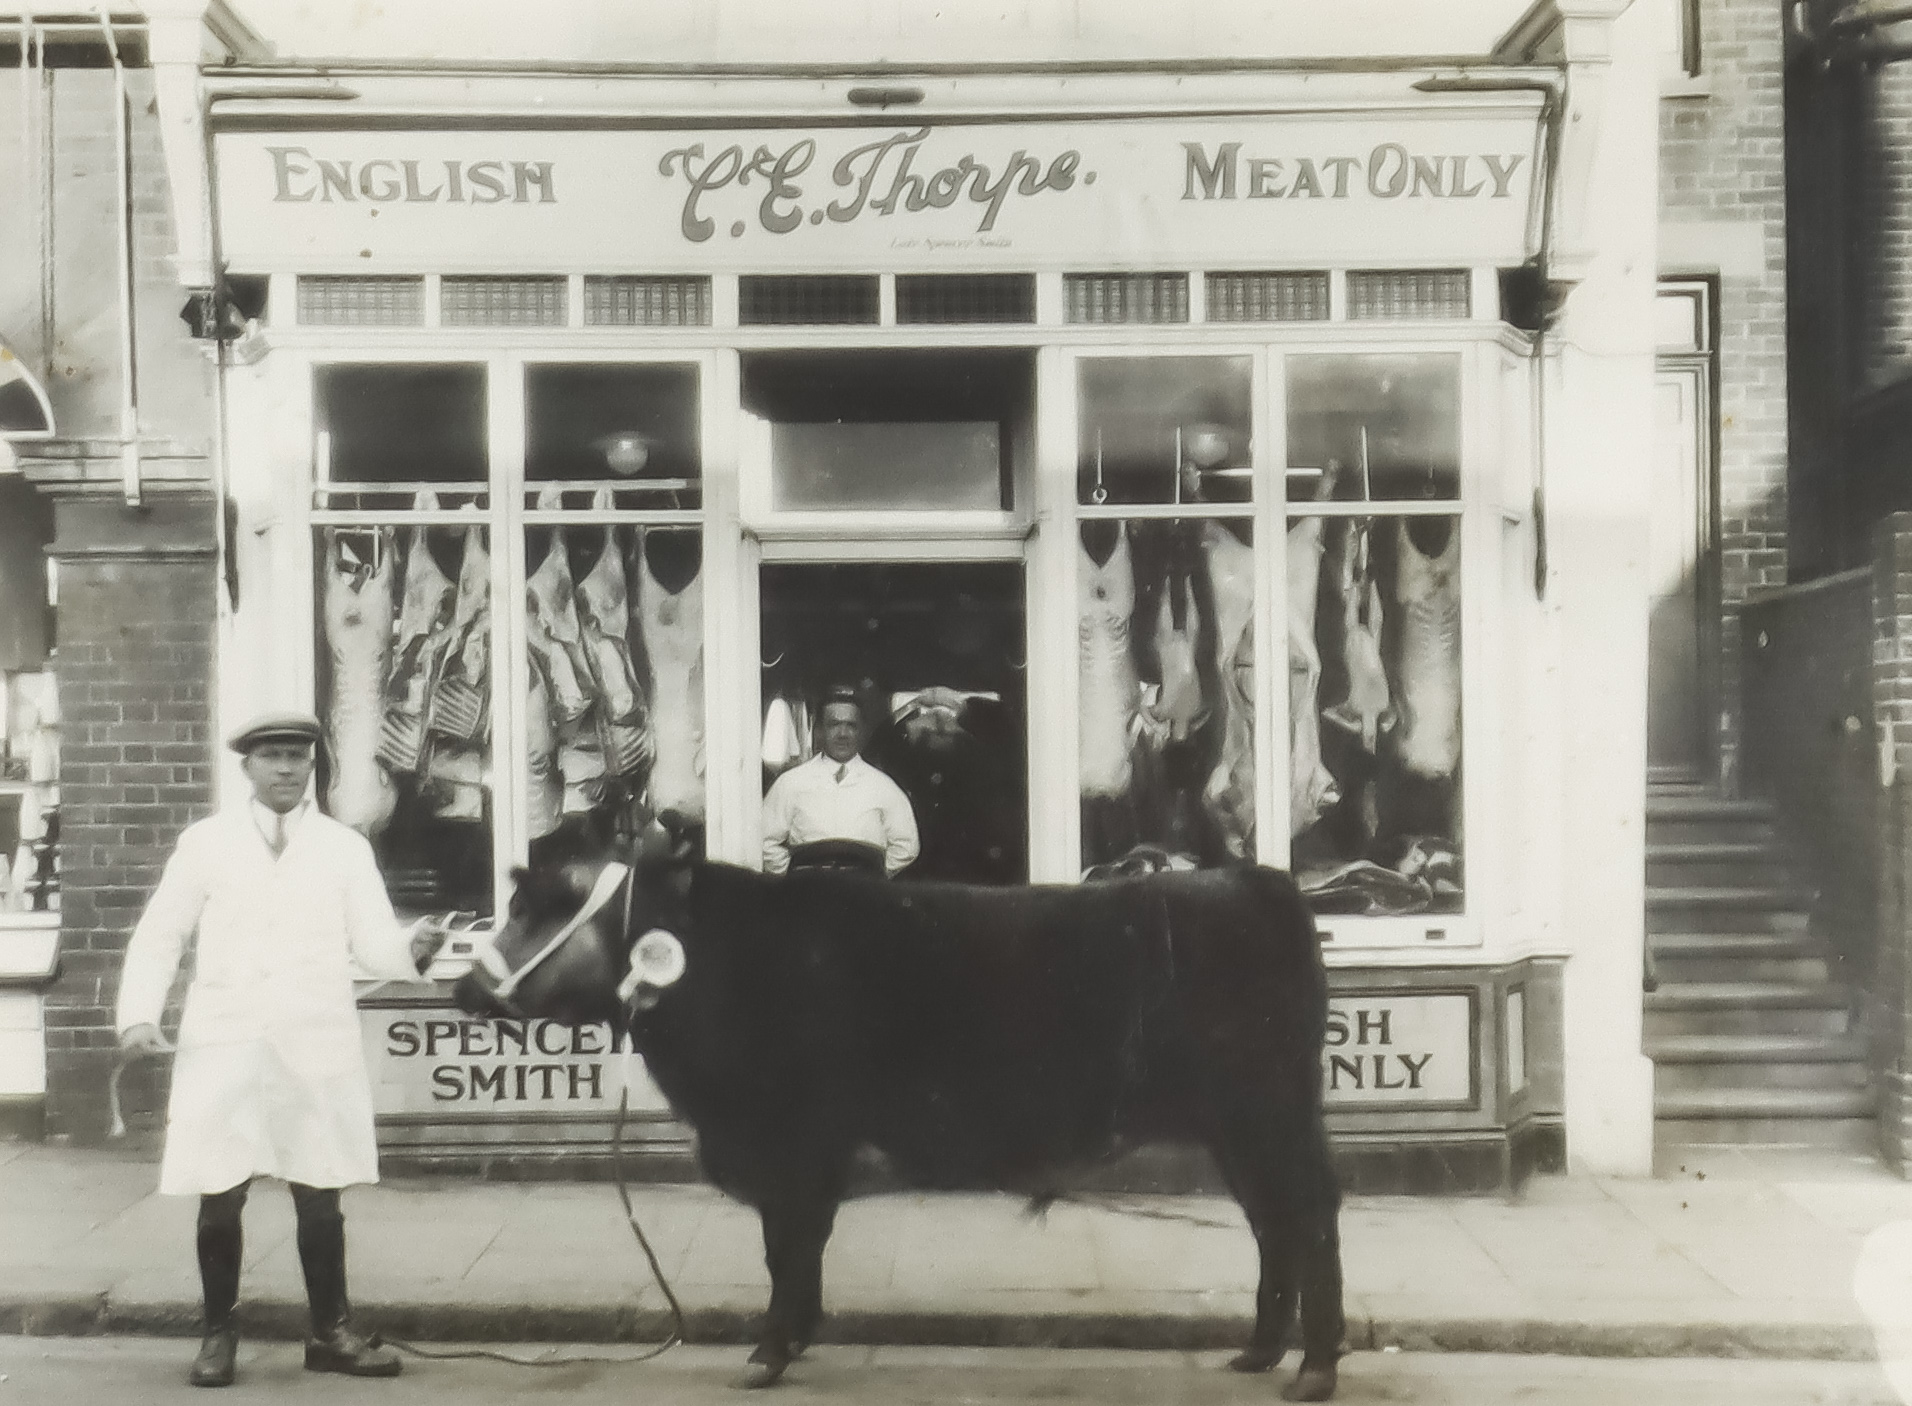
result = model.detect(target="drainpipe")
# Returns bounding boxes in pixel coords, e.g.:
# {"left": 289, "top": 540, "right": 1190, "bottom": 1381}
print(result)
{"left": 95, "top": 8, "right": 141, "bottom": 508}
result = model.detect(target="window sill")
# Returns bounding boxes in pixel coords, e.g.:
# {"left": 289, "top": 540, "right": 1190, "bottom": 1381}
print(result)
{"left": 0, "top": 913, "right": 61, "bottom": 987}
{"left": 1660, "top": 74, "right": 1712, "bottom": 100}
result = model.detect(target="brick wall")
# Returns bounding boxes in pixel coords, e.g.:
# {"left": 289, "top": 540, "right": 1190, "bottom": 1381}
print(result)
{"left": 41, "top": 498, "right": 216, "bottom": 1143}
{"left": 1660, "top": 0, "right": 1790, "bottom": 783}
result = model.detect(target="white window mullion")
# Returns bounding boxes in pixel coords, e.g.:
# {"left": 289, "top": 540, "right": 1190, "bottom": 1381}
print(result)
{"left": 1029, "top": 343, "right": 1080, "bottom": 883}
{"left": 491, "top": 353, "right": 528, "bottom": 894}
{"left": 1256, "top": 347, "right": 1286, "bottom": 872}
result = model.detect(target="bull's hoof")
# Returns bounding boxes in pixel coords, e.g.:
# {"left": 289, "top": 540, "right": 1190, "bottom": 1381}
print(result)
{"left": 1227, "top": 1346, "right": 1283, "bottom": 1374}
{"left": 738, "top": 1346, "right": 791, "bottom": 1389}
{"left": 1281, "top": 1364, "right": 1337, "bottom": 1402}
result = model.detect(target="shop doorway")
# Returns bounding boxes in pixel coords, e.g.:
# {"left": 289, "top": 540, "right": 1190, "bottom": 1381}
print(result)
{"left": 759, "top": 562, "right": 1027, "bottom": 884}
{"left": 1649, "top": 285, "right": 1719, "bottom": 785}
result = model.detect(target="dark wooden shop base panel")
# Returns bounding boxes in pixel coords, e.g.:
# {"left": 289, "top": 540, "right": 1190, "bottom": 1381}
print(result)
{"left": 366, "top": 958, "right": 1565, "bottom": 1195}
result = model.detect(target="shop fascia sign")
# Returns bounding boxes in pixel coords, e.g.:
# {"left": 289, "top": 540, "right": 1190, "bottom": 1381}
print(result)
{"left": 217, "top": 112, "right": 1543, "bottom": 273}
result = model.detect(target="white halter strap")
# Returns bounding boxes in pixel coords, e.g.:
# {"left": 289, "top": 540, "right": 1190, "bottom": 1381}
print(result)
{"left": 480, "top": 861, "right": 631, "bottom": 1003}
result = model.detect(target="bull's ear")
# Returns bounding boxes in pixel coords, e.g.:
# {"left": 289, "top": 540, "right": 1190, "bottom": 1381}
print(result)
{"left": 654, "top": 809, "right": 698, "bottom": 865}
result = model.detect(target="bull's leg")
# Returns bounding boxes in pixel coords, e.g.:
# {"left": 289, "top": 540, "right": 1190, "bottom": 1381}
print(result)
{"left": 742, "top": 1161, "right": 847, "bottom": 1390}
{"left": 1285, "top": 1121, "right": 1345, "bottom": 1404}
{"left": 1210, "top": 1134, "right": 1300, "bottom": 1377}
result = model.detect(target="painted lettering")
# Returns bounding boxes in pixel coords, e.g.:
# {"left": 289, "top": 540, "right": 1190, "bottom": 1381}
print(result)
{"left": 1286, "top": 158, "right": 1323, "bottom": 199}
{"left": 468, "top": 1064, "right": 508, "bottom": 1100}
{"left": 1247, "top": 158, "right": 1284, "bottom": 199}
{"left": 512, "top": 161, "right": 556, "bottom": 203}
{"left": 569, "top": 1064, "right": 604, "bottom": 1100}
{"left": 749, "top": 140, "right": 813, "bottom": 235}
{"left": 965, "top": 150, "right": 1041, "bottom": 232}
{"left": 357, "top": 159, "right": 400, "bottom": 202}
{"left": 1398, "top": 1052, "right": 1434, "bottom": 1089}
{"left": 1450, "top": 155, "right": 1484, "bottom": 199}
{"left": 535, "top": 1021, "right": 570, "bottom": 1057}
{"left": 1323, "top": 156, "right": 1359, "bottom": 198}
{"left": 1482, "top": 153, "right": 1526, "bottom": 198}
{"left": 443, "top": 159, "right": 464, "bottom": 203}
{"left": 1368, "top": 143, "right": 1409, "bottom": 198}
{"left": 423, "top": 1019, "right": 459, "bottom": 1057}
{"left": 458, "top": 1021, "right": 490, "bottom": 1057}
{"left": 316, "top": 159, "right": 354, "bottom": 203}
{"left": 494, "top": 1019, "right": 528, "bottom": 1056}
{"left": 1356, "top": 1009, "right": 1392, "bottom": 1046}
{"left": 267, "top": 146, "right": 315, "bottom": 202}
{"left": 385, "top": 1020, "right": 420, "bottom": 1057}
{"left": 1371, "top": 1054, "right": 1406, "bottom": 1090}
{"left": 1182, "top": 141, "right": 1240, "bottom": 200}
{"left": 1409, "top": 155, "right": 1444, "bottom": 198}
{"left": 660, "top": 143, "right": 741, "bottom": 242}
{"left": 467, "top": 161, "right": 509, "bottom": 204}
{"left": 572, "top": 1026, "right": 604, "bottom": 1056}
{"left": 431, "top": 1065, "right": 463, "bottom": 1101}
{"left": 402, "top": 159, "right": 442, "bottom": 202}
{"left": 1328, "top": 1053, "right": 1363, "bottom": 1090}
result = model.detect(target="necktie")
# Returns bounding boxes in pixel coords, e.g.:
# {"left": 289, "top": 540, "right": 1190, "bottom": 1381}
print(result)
{"left": 269, "top": 813, "right": 286, "bottom": 857}
{"left": 835, "top": 763, "right": 848, "bottom": 783}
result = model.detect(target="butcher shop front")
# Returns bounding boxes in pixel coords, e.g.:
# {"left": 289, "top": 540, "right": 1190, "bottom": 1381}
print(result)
{"left": 183, "top": 32, "right": 1657, "bottom": 1189}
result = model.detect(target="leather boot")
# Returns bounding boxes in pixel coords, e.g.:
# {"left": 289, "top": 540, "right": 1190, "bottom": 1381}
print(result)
{"left": 190, "top": 1185, "right": 247, "bottom": 1388}
{"left": 293, "top": 1184, "right": 401, "bottom": 1378}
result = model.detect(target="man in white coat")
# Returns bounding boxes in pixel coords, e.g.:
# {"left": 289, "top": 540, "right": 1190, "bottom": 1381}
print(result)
{"left": 762, "top": 687, "right": 919, "bottom": 877}
{"left": 116, "top": 710, "right": 445, "bottom": 1388}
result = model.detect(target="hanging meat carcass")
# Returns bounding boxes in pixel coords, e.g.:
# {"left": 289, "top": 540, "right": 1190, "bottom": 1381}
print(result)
{"left": 634, "top": 527, "right": 705, "bottom": 823}
{"left": 1324, "top": 519, "right": 1393, "bottom": 754}
{"left": 1136, "top": 533, "right": 1211, "bottom": 749}
{"left": 1390, "top": 517, "right": 1462, "bottom": 781}
{"left": 1200, "top": 521, "right": 1256, "bottom": 859}
{"left": 525, "top": 672, "right": 561, "bottom": 841}
{"left": 1288, "top": 514, "right": 1340, "bottom": 837}
{"left": 424, "top": 526, "right": 491, "bottom": 822}
{"left": 1077, "top": 523, "right": 1139, "bottom": 799}
{"left": 575, "top": 492, "right": 653, "bottom": 779}
{"left": 379, "top": 496, "right": 457, "bottom": 777}
{"left": 320, "top": 527, "right": 398, "bottom": 837}
{"left": 523, "top": 492, "right": 594, "bottom": 727}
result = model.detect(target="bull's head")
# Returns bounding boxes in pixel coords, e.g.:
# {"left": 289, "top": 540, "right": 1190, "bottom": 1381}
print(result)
{"left": 452, "top": 825, "right": 694, "bottom": 1031}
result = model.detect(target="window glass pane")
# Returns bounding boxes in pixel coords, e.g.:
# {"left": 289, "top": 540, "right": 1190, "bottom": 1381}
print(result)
{"left": 1077, "top": 356, "right": 1252, "bottom": 507}
{"left": 1289, "top": 513, "right": 1462, "bottom": 915}
{"left": 524, "top": 363, "right": 702, "bottom": 511}
{"left": 315, "top": 523, "right": 494, "bottom": 918}
{"left": 314, "top": 364, "right": 487, "bottom": 508}
{"left": 1079, "top": 519, "right": 1255, "bottom": 874}
{"left": 525, "top": 523, "right": 705, "bottom": 860}
{"left": 1285, "top": 353, "right": 1460, "bottom": 504}
{"left": 743, "top": 349, "right": 1030, "bottom": 513}
{"left": 760, "top": 563, "right": 1026, "bottom": 885}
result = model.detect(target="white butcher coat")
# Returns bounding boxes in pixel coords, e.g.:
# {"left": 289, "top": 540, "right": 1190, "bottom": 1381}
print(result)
{"left": 115, "top": 803, "right": 424, "bottom": 1196}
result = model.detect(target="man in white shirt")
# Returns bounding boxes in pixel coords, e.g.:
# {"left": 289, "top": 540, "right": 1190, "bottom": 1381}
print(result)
{"left": 762, "top": 689, "right": 920, "bottom": 877}
{"left": 116, "top": 710, "right": 445, "bottom": 1389}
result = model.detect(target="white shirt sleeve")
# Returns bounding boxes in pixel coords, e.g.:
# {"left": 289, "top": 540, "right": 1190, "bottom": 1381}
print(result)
{"left": 340, "top": 831, "right": 428, "bottom": 982}
{"left": 877, "top": 773, "right": 921, "bottom": 876}
{"left": 761, "top": 770, "right": 796, "bottom": 874}
{"left": 116, "top": 832, "right": 211, "bottom": 1034}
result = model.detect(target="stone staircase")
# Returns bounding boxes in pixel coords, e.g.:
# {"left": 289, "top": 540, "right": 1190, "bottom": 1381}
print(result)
{"left": 1644, "top": 787, "right": 1877, "bottom": 1151}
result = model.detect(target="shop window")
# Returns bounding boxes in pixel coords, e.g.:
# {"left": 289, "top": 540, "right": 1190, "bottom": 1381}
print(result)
{"left": 760, "top": 562, "right": 1027, "bottom": 884}
{"left": 895, "top": 274, "right": 1036, "bottom": 325}
{"left": 1076, "top": 355, "right": 1256, "bottom": 874}
{"left": 739, "top": 275, "right": 880, "bottom": 326}
{"left": 297, "top": 276, "right": 425, "bottom": 327}
{"left": 523, "top": 362, "right": 708, "bottom": 861}
{"left": 441, "top": 276, "right": 566, "bottom": 327}
{"left": 313, "top": 362, "right": 495, "bottom": 917}
{"left": 1064, "top": 273, "right": 1189, "bottom": 325}
{"left": 524, "top": 363, "right": 702, "bottom": 511}
{"left": 313, "top": 520, "right": 496, "bottom": 919}
{"left": 1347, "top": 270, "right": 1471, "bottom": 321}
{"left": 1, "top": 671, "right": 58, "bottom": 914}
{"left": 1077, "top": 355, "right": 1252, "bottom": 507}
{"left": 1286, "top": 353, "right": 1463, "bottom": 918}
{"left": 314, "top": 363, "right": 488, "bottom": 511}
{"left": 742, "top": 348, "right": 1031, "bottom": 514}
{"left": 1206, "top": 271, "right": 1329, "bottom": 324}
{"left": 583, "top": 276, "right": 712, "bottom": 327}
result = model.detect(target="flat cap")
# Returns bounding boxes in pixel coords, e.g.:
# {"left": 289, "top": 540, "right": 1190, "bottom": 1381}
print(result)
{"left": 226, "top": 709, "right": 321, "bottom": 754}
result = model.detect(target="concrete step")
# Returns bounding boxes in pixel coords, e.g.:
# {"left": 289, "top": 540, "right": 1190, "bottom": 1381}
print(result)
{"left": 1644, "top": 796, "right": 1778, "bottom": 848}
{"left": 1644, "top": 982, "right": 1855, "bottom": 1039}
{"left": 1655, "top": 1085, "right": 1877, "bottom": 1120}
{"left": 1645, "top": 842, "right": 1797, "bottom": 888}
{"left": 1645, "top": 887, "right": 1812, "bottom": 934}
{"left": 1648, "top": 932, "right": 1824, "bottom": 959}
{"left": 1656, "top": 1116, "right": 1881, "bottom": 1155}
{"left": 1645, "top": 1031, "right": 1868, "bottom": 1063}
{"left": 1653, "top": 1057, "right": 1871, "bottom": 1094}
{"left": 1651, "top": 954, "right": 1830, "bottom": 985}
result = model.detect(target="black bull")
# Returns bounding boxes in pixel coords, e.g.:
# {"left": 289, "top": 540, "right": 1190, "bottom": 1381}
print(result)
{"left": 455, "top": 855, "right": 1344, "bottom": 1400}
